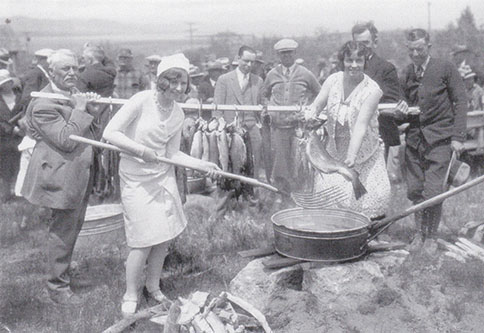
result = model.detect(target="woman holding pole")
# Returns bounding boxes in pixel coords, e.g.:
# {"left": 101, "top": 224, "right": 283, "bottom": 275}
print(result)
{"left": 103, "top": 53, "right": 219, "bottom": 316}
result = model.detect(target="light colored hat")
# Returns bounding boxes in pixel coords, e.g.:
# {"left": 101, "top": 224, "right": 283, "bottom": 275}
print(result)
{"left": 444, "top": 152, "right": 470, "bottom": 188}
{"left": 189, "top": 65, "right": 205, "bottom": 78}
{"left": 255, "top": 51, "right": 264, "bottom": 64}
{"left": 34, "top": 48, "right": 54, "bottom": 58}
{"left": 146, "top": 54, "right": 162, "bottom": 63}
{"left": 274, "top": 39, "right": 298, "bottom": 52}
{"left": 156, "top": 53, "right": 190, "bottom": 77}
{"left": 207, "top": 60, "right": 224, "bottom": 71}
{"left": 295, "top": 58, "right": 304, "bottom": 65}
{"left": 0, "top": 69, "right": 13, "bottom": 86}
{"left": 232, "top": 56, "right": 239, "bottom": 66}
{"left": 0, "top": 48, "right": 12, "bottom": 65}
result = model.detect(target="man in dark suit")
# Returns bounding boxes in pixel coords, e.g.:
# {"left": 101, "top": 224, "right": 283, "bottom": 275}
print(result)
{"left": 396, "top": 29, "right": 467, "bottom": 243}
{"left": 212, "top": 45, "right": 263, "bottom": 218}
{"left": 198, "top": 60, "right": 224, "bottom": 120}
{"left": 352, "top": 22, "right": 401, "bottom": 160}
{"left": 22, "top": 49, "right": 101, "bottom": 306}
{"left": 17, "top": 48, "right": 54, "bottom": 112}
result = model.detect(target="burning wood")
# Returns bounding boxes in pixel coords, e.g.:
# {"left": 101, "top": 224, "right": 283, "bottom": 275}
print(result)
{"left": 148, "top": 291, "right": 272, "bottom": 333}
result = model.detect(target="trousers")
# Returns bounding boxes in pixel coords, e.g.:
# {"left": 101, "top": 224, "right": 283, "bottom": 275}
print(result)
{"left": 47, "top": 172, "right": 93, "bottom": 291}
{"left": 405, "top": 139, "right": 451, "bottom": 237}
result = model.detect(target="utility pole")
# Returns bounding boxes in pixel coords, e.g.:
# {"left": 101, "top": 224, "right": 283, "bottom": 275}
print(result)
{"left": 186, "top": 22, "right": 196, "bottom": 49}
{"left": 427, "top": 2, "right": 431, "bottom": 32}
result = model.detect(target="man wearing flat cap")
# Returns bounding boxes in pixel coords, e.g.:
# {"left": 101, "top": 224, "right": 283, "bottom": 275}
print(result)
{"left": 114, "top": 48, "right": 147, "bottom": 99}
{"left": 262, "top": 38, "right": 320, "bottom": 200}
{"left": 143, "top": 54, "right": 162, "bottom": 90}
{"left": 198, "top": 60, "right": 225, "bottom": 120}
{"left": 22, "top": 49, "right": 101, "bottom": 306}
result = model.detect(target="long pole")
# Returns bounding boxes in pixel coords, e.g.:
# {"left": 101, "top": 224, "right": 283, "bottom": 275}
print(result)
{"left": 30, "top": 91, "right": 418, "bottom": 114}
{"left": 69, "top": 135, "right": 279, "bottom": 193}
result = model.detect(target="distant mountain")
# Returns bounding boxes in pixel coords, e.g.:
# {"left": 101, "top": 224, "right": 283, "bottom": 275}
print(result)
{"left": 1, "top": 16, "right": 175, "bottom": 37}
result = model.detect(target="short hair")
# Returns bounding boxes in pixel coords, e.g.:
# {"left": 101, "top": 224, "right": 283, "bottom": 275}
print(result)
{"left": 337, "top": 41, "right": 371, "bottom": 68}
{"left": 156, "top": 67, "right": 191, "bottom": 94}
{"left": 406, "top": 28, "right": 430, "bottom": 43}
{"left": 48, "top": 49, "right": 78, "bottom": 70}
{"left": 351, "top": 21, "right": 378, "bottom": 42}
{"left": 83, "top": 46, "right": 105, "bottom": 63}
{"left": 238, "top": 45, "right": 256, "bottom": 57}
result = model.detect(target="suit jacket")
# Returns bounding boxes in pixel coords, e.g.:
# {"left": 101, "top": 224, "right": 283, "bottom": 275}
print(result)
{"left": 21, "top": 84, "right": 95, "bottom": 209}
{"left": 18, "top": 65, "right": 50, "bottom": 113}
{"left": 195, "top": 75, "right": 215, "bottom": 120}
{"left": 365, "top": 54, "right": 401, "bottom": 146}
{"left": 401, "top": 57, "right": 467, "bottom": 149}
{"left": 214, "top": 70, "right": 263, "bottom": 123}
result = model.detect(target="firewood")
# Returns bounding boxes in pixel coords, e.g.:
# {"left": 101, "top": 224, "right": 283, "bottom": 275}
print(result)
{"left": 164, "top": 300, "right": 182, "bottom": 333}
{"left": 444, "top": 251, "right": 467, "bottom": 263}
{"left": 436, "top": 239, "right": 470, "bottom": 258}
{"left": 224, "top": 292, "right": 272, "bottom": 333}
{"left": 102, "top": 304, "right": 167, "bottom": 333}
{"left": 458, "top": 238, "right": 484, "bottom": 257}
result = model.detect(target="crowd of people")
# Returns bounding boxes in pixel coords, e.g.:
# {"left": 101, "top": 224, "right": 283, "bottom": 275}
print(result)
{"left": 0, "top": 20, "right": 481, "bottom": 315}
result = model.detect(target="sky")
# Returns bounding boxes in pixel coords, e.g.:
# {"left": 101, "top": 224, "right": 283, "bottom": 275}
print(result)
{"left": 2, "top": 0, "right": 484, "bottom": 37}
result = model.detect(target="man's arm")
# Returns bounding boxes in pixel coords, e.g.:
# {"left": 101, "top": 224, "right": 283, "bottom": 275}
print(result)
{"left": 306, "top": 70, "right": 322, "bottom": 104}
{"left": 31, "top": 101, "right": 94, "bottom": 153}
{"left": 380, "top": 62, "right": 401, "bottom": 103}
{"left": 213, "top": 76, "right": 226, "bottom": 104}
{"left": 447, "top": 62, "right": 468, "bottom": 143}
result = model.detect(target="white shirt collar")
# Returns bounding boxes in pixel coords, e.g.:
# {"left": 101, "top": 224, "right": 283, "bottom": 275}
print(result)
{"left": 415, "top": 56, "right": 431, "bottom": 73}
{"left": 210, "top": 78, "right": 216, "bottom": 87}
{"left": 282, "top": 63, "right": 296, "bottom": 76}
{"left": 236, "top": 67, "right": 249, "bottom": 87}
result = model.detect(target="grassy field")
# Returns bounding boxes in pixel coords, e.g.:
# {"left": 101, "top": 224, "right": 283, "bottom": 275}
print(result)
{"left": 1, "top": 179, "right": 484, "bottom": 332}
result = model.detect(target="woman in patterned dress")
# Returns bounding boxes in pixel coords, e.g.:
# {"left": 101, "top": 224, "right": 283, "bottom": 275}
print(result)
{"left": 103, "top": 54, "right": 219, "bottom": 316}
{"left": 305, "top": 41, "right": 391, "bottom": 219}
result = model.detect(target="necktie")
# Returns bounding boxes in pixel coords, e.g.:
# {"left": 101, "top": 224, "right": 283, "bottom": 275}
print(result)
{"left": 241, "top": 74, "right": 249, "bottom": 91}
{"left": 284, "top": 68, "right": 290, "bottom": 77}
{"left": 415, "top": 65, "right": 424, "bottom": 81}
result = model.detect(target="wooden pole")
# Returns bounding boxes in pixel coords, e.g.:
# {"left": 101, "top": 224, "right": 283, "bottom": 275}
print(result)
{"left": 69, "top": 135, "right": 279, "bottom": 193}
{"left": 31, "top": 91, "right": 418, "bottom": 114}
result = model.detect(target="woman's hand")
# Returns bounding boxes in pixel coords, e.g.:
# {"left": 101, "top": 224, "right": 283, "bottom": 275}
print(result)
{"left": 202, "top": 161, "right": 221, "bottom": 178}
{"left": 141, "top": 148, "right": 159, "bottom": 162}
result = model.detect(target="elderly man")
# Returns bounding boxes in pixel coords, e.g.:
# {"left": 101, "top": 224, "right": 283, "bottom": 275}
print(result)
{"left": 352, "top": 22, "right": 402, "bottom": 161}
{"left": 22, "top": 49, "right": 100, "bottom": 305}
{"left": 397, "top": 29, "right": 467, "bottom": 244}
{"left": 113, "top": 48, "right": 147, "bottom": 99}
{"left": 212, "top": 46, "right": 263, "bottom": 217}
{"left": 262, "top": 38, "right": 320, "bottom": 199}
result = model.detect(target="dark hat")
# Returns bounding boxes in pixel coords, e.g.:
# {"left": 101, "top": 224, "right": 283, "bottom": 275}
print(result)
{"left": 451, "top": 44, "right": 470, "bottom": 56}
{"left": 444, "top": 152, "right": 470, "bottom": 188}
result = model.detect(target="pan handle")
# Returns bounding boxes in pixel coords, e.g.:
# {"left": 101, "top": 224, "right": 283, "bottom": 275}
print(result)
{"left": 366, "top": 173, "right": 484, "bottom": 245}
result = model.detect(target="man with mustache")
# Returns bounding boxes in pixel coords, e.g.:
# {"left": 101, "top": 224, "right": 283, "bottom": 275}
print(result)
{"left": 22, "top": 49, "right": 101, "bottom": 306}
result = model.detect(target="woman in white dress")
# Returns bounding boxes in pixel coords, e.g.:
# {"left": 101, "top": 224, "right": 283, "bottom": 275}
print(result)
{"left": 103, "top": 53, "right": 219, "bottom": 316}
{"left": 305, "top": 41, "right": 391, "bottom": 219}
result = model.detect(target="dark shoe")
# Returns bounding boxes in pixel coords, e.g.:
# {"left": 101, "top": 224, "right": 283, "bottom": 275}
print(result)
{"left": 48, "top": 288, "right": 83, "bottom": 307}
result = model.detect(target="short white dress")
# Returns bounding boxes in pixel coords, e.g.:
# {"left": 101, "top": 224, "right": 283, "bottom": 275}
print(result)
{"left": 106, "top": 90, "right": 187, "bottom": 248}
{"left": 313, "top": 72, "right": 391, "bottom": 218}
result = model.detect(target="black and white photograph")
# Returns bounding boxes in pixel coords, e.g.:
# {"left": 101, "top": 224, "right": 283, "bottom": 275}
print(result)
{"left": 1, "top": 0, "right": 484, "bottom": 331}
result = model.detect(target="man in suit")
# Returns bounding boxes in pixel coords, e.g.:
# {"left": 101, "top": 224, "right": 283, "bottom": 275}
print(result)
{"left": 212, "top": 45, "right": 263, "bottom": 218}
{"left": 352, "top": 22, "right": 401, "bottom": 160}
{"left": 22, "top": 49, "right": 101, "bottom": 306}
{"left": 396, "top": 29, "right": 467, "bottom": 243}
{"left": 262, "top": 39, "right": 320, "bottom": 200}
{"left": 17, "top": 48, "right": 54, "bottom": 113}
{"left": 198, "top": 60, "right": 224, "bottom": 120}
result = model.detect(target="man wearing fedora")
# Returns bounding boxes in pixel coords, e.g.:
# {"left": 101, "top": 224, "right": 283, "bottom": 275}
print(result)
{"left": 262, "top": 38, "right": 320, "bottom": 202}
{"left": 143, "top": 54, "right": 162, "bottom": 91}
{"left": 396, "top": 29, "right": 468, "bottom": 244}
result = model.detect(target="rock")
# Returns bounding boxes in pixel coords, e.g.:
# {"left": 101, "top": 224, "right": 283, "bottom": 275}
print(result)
{"left": 229, "top": 258, "right": 303, "bottom": 310}
{"left": 370, "top": 250, "right": 409, "bottom": 275}
{"left": 302, "top": 260, "right": 384, "bottom": 312}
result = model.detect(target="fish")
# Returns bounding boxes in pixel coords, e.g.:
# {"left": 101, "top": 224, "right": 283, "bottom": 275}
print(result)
{"left": 217, "top": 128, "right": 230, "bottom": 171}
{"left": 230, "top": 132, "right": 247, "bottom": 174}
{"left": 306, "top": 126, "right": 367, "bottom": 200}
{"left": 201, "top": 131, "right": 210, "bottom": 161}
{"left": 208, "top": 131, "right": 219, "bottom": 165}
{"left": 190, "top": 128, "right": 203, "bottom": 159}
